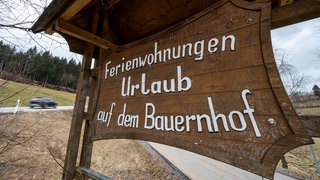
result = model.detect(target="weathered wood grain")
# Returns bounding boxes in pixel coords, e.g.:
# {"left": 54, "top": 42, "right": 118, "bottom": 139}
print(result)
{"left": 89, "top": 1, "right": 313, "bottom": 178}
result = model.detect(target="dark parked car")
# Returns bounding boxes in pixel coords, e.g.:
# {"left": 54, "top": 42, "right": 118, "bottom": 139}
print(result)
{"left": 29, "top": 97, "right": 58, "bottom": 108}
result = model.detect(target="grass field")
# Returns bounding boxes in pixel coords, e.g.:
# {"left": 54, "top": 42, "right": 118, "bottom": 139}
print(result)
{"left": 277, "top": 138, "right": 320, "bottom": 179}
{"left": 0, "top": 79, "right": 76, "bottom": 107}
{"left": 0, "top": 111, "right": 185, "bottom": 179}
{"left": 291, "top": 95, "right": 320, "bottom": 116}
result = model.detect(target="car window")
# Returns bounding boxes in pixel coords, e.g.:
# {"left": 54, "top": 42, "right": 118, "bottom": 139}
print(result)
{"left": 46, "top": 98, "right": 54, "bottom": 102}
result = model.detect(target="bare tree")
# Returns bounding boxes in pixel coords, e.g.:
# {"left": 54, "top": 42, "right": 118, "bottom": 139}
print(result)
{"left": 0, "top": 0, "right": 75, "bottom": 59}
{"left": 274, "top": 48, "right": 307, "bottom": 95}
{"left": 0, "top": 0, "right": 46, "bottom": 45}
{"left": 0, "top": 0, "right": 66, "bottom": 160}
{"left": 0, "top": 113, "right": 40, "bottom": 155}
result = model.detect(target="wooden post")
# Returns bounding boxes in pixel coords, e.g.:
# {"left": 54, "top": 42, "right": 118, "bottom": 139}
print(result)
{"left": 78, "top": 119, "right": 93, "bottom": 180}
{"left": 63, "top": 6, "right": 102, "bottom": 179}
{"left": 79, "top": 48, "right": 103, "bottom": 170}
{"left": 62, "top": 43, "right": 94, "bottom": 180}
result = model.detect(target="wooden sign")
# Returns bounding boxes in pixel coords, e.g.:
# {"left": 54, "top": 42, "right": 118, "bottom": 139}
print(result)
{"left": 91, "top": 0, "right": 312, "bottom": 178}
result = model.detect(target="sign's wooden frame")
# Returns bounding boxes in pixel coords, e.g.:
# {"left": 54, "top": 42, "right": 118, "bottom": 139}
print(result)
{"left": 59, "top": 1, "right": 315, "bottom": 179}
{"left": 28, "top": 0, "right": 320, "bottom": 179}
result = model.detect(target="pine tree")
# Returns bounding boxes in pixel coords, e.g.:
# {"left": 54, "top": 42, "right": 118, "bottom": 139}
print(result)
{"left": 0, "top": 42, "right": 81, "bottom": 91}
{"left": 313, "top": 85, "right": 320, "bottom": 96}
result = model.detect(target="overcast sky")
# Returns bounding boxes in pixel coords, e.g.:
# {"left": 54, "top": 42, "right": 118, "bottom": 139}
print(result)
{"left": 271, "top": 17, "right": 320, "bottom": 92}
{"left": 0, "top": 28, "right": 80, "bottom": 61}
{"left": 0, "top": 0, "right": 81, "bottom": 61}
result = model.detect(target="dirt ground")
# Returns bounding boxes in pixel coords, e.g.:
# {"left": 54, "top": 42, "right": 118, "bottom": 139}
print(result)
{"left": 0, "top": 110, "right": 319, "bottom": 179}
{"left": 0, "top": 111, "right": 187, "bottom": 179}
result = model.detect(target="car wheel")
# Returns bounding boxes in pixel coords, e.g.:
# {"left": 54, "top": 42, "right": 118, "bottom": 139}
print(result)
{"left": 30, "top": 106, "right": 33, "bottom": 108}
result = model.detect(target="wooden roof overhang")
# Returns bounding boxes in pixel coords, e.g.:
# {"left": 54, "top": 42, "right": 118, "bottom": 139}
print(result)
{"left": 31, "top": 0, "right": 320, "bottom": 57}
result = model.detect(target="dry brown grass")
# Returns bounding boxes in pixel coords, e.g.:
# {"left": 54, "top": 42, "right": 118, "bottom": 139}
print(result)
{"left": 276, "top": 137, "right": 320, "bottom": 180}
{"left": 0, "top": 111, "right": 71, "bottom": 179}
{"left": 291, "top": 95, "right": 320, "bottom": 116}
{"left": 91, "top": 140, "right": 185, "bottom": 179}
{"left": 0, "top": 110, "right": 319, "bottom": 179}
{"left": 0, "top": 79, "right": 76, "bottom": 107}
{"left": 0, "top": 111, "right": 186, "bottom": 179}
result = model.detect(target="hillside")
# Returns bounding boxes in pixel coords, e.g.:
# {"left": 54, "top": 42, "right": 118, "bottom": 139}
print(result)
{"left": 0, "top": 79, "right": 76, "bottom": 107}
{"left": 291, "top": 94, "right": 320, "bottom": 116}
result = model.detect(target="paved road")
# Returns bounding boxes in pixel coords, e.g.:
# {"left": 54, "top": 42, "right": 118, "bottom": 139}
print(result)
{"left": 0, "top": 106, "right": 73, "bottom": 113}
{"left": 149, "top": 142, "right": 296, "bottom": 180}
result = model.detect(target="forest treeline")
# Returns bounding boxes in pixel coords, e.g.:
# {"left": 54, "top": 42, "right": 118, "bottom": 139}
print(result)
{"left": 0, "top": 41, "right": 81, "bottom": 92}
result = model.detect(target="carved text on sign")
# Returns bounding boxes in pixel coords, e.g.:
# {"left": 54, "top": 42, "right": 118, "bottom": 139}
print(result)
{"left": 104, "top": 35, "right": 236, "bottom": 80}
{"left": 97, "top": 89, "right": 261, "bottom": 137}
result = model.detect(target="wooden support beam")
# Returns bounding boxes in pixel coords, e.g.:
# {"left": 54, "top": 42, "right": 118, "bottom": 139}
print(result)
{"left": 82, "top": 112, "right": 90, "bottom": 120}
{"left": 62, "top": 43, "right": 94, "bottom": 180}
{"left": 278, "top": 0, "right": 294, "bottom": 6}
{"left": 60, "top": 0, "right": 92, "bottom": 21}
{"left": 44, "top": 24, "right": 55, "bottom": 35}
{"left": 78, "top": 7, "right": 101, "bottom": 176}
{"left": 55, "top": 20, "right": 119, "bottom": 50}
{"left": 271, "top": 0, "right": 320, "bottom": 29}
{"left": 89, "top": 68, "right": 99, "bottom": 77}
{"left": 103, "top": 0, "right": 120, "bottom": 10}
{"left": 76, "top": 166, "right": 113, "bottom": 180}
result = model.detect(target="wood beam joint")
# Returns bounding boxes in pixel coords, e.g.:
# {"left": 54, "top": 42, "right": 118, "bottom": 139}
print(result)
{"left": 83, "top": 112, "right": 90, "bottom": 120}
{"left": 54, "top": 19, "right": 119, "bottom": 50}
{"left": 278, "top": 0, "right": 294, "bottom": 6}
{"left": 102, "top": 0, "right": 120, "bottom": 10}
{"left": 271, "top": 0, "right": 320, "bottom": 29}
{"left": 60, "top": 0, "right": 92, "bottom": 21}
{"left": 76, "top": 166, "right": 112, "bottom": 180}
{"left": 89, "top": 69, "right": 99, "bottom": 77}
